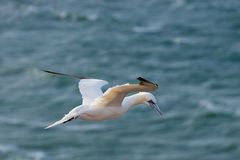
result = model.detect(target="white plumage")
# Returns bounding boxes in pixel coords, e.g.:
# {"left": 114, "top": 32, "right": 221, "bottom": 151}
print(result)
{"left": 79, "top": 79, "right": 108, "bottom": 105}
{"left": 43, "top": 70, "right": 162, "bottom": 129}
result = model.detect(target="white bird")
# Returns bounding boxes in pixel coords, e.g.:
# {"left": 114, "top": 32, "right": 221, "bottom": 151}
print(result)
{"left": 43, "top": 70, "right": 162, "bottom": 129}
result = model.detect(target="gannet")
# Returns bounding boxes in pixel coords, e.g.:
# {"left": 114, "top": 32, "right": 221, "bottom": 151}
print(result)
{"left": 42, "top": 70, "right": 162, "bottom": 129}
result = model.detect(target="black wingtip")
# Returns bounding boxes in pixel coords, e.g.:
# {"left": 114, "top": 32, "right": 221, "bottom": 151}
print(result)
{"left": 40, "top": 69, "right": 86, "bottom": 79}
{"left": 137, "top": 77, "right": 148, "bottom": 82}
{"left": 137, "top": 77, "right": 152, "bottom": 84}
{"left": 41, "top": 69, "right": 58, "bottom": 75}
{"left": 137, "top": 77, "right": 158, "bottom": 87}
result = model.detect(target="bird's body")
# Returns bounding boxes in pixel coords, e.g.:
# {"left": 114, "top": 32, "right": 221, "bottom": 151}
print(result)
{"left": 43, "top": 70, "right": 162, "bottom": 129}
{"left": 72, "top": 105, "right": 126, "bottom": 121}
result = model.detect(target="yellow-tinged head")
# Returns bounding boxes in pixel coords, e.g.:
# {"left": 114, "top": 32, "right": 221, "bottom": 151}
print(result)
{"left": 137, "top": 92, "right": 162, "bottom": 116}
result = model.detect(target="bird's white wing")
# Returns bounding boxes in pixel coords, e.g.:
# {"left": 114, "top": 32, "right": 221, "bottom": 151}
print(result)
{"left": 79, "top": 79, "right": 109, "bottom": 105}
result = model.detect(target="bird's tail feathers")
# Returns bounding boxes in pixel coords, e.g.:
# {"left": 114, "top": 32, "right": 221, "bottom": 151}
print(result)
{"left": 45, "top": 114, "right": 75, "bottom": 129}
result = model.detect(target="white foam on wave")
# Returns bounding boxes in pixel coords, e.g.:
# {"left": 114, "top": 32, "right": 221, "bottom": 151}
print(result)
{"left": 199, "top": 99, "right": 218, "bottom": 112}
{"left": 199, "top": 99, "right": 240, "bottom": 117}
{"left": 0, "top": 144, "right": 17, "bottom": 153}
{"left": 86, "top": 13, "right": 98, "bottom": 21}
{"left": 172, "top": 37, "right": 197, "bottom": 45}
{"left": 133, "top": 22, "right": 164, "bottom": 33}
{"left": 56, "top": 10, "right": 98, "bottom": 21}
{"left": 27, "top": 150, "right": 46, "bottom": 160}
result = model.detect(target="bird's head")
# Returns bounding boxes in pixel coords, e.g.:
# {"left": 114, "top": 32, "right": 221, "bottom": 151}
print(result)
{"left": 138, "top": 92, "right": 162, "bottom": 116}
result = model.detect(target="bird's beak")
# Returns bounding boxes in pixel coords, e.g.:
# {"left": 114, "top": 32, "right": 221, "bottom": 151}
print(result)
{"left": 149, "top": 101, "right": 163, "bottom": 116}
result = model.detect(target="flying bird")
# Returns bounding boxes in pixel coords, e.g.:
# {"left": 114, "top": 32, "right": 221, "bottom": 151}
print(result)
{"left": 42, "top": 70, "right": 162, "bottom": 129}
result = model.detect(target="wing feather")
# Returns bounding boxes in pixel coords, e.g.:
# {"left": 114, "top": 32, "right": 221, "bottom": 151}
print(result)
{"left": 79, "top": 79, "right": 108, "bottom": 105}
{"left": 96, "top": 77, "right": 158, "bottom": 107}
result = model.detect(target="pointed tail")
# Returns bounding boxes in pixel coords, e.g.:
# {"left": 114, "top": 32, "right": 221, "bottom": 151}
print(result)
{"left": 45, "top": 114, "right": 75, "bottom": 129}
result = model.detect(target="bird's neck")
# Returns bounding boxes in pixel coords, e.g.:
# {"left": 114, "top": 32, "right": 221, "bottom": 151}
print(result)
{"left": 122, "top": 94, "right": 144, "bottom": 110}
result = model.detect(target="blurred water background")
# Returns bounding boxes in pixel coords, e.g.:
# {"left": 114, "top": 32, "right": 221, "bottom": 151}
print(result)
{"left": 0, "top": 0, "right": 240, "bottom": 159}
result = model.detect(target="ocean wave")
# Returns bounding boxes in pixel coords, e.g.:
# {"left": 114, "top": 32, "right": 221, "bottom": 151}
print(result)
{"left": 172, "top": 37, "right": 197, "bottom": 45}
{"left": 0, "top": 144, "right": 17, "bottom": 153}
{"left": 133, "top": 22, "right": 163, "bottom": 33}
{"left": 198, "top": 99, "right": 240, "bottom": 117}
{"left": 0, "top": 2, "right": 39, "bottom": 19}
{"left": 0, "top": 143, "right": 46, "bottom": 160}
{"left": 0, "top": 116, "right": 48, "bottom": 129}
{"left": 171, "top": 0, "right": 186, "bottom": 9}
{"left": 199, "top": 99, "right": 218, "bottom": 112}
{"left": 54, "top": 11, "right": 98, "bottom": 22}
{"left": 0, "top": 1, "right": 98, "bottom": 23}
{"left": 26, "top": 150, "right": 46, "bottom": 160}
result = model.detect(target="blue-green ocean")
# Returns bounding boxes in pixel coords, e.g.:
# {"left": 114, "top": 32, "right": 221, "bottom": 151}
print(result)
{"left": 1, "top": 0, "right": 240, "bottom": 159}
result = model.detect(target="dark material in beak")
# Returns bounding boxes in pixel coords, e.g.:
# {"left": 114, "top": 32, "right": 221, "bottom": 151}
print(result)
{"left": 148, "top": 100, "right": 163, "bottom": 116}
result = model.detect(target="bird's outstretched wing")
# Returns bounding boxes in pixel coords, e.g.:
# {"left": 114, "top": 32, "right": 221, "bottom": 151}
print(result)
{"left": 79, "top": 79, "right": 109, "bottom": 105}
{"left": 41, "top": 69, "right": 109, "bottom": 105}
{"left": 96, "top": 77, "right": 158, "bottom": 107}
